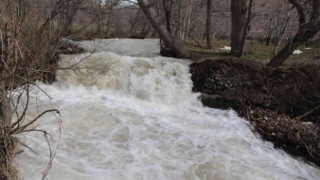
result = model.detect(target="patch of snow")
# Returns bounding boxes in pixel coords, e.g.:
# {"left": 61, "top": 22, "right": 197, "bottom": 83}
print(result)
{"left": 219, "top": 46, "right": 231, "bottom": 51}
{"left": 302, "top": 122, "right": 313, "bottom": 125}
{"left": 293, "top": 50, "right": 303, "bottom": 55}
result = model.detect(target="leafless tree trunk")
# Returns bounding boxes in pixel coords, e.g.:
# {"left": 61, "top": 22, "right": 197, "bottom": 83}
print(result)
{"left": 162, "top": 0, "right": 173, "bottom": 32}
{"left": 137, "top": 0, "right": 187, "bottom": 57}
{"left": 0, "top": 97, "right": 11, "bottom": 130}
{"left": 180, "top": 0, "right": 193, "bottom": 41}
{"left": 230, "top": 0, "right": 253, "bottom": 57}
{"left": 206, "top": 0, "right": 213, "bottom": 49}
{"left": 239, "top": 0, "right": 254, "bottom": 55}
{"left": 0, "top": 96, "right": 14, "bottom": 179}
{"left": 267, "top": 0, "right": 320, "bottom": 67}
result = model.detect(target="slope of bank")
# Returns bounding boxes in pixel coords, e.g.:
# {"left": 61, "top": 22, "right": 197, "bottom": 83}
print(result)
{"left": 190, "top": 59, "right": 320, "bottom": 166}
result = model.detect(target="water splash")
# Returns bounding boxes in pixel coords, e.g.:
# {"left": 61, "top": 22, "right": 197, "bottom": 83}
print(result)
{"left": 15, "top": 39, "right": 320, "bottom": 180}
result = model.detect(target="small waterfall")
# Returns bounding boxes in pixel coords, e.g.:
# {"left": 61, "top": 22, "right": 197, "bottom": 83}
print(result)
{"left": 57, "top": 51, "right": 196, "bottom": 105}
{"left": 15, "top": 39, "right": 320, "bottom": 180}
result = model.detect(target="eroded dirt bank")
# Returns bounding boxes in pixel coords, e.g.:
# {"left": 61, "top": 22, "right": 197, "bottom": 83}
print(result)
{"left": 190, "top": 59, "right": 320, "bottom": 166}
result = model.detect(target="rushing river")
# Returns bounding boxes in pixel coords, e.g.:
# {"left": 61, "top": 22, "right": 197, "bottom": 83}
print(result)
{"left": 15, "top": 39, "right": 320, "bottom": 180}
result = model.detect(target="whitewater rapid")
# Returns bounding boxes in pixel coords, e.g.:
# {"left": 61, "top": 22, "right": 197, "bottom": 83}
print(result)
{"left": 15, "top": 39, "right": 320, "bottom": 180}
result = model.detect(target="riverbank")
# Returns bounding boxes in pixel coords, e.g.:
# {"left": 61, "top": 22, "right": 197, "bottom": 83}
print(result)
{"left": 190, "top": 58, "right": 320, "bottom": 166}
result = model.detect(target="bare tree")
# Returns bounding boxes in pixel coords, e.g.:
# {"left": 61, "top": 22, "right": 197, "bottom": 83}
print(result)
{"left": 0, "top": 0, "right": 87, "bottom": 178}
{"left": 58, "top": 0, "right": 85, "bottom": 36}
{"left": 267, "top": 0, "right": 320, "bottom": 67}
{"left": 230, "top": 0, "right": 254, "bottom": 57}
{"left": 137, "top": 0, "right": 187, "bottom": 57}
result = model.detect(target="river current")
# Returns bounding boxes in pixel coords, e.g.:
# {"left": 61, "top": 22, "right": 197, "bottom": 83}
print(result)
{"left": 15, "top": 39, "right": 320, "bottom": 179}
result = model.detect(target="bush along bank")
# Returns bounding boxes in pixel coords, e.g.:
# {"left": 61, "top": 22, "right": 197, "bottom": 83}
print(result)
{"left": 190, "top": 59, "right": 320, "bottom": 166}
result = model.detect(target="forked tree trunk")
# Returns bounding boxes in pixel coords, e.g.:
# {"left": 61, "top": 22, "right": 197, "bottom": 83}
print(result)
{"left": 267, "top": 20, "right": 320, "bottom": 67}
{"left": 267, "top": 0, "right": 320, "bottom": 67}
{"left": 137, "top": 0, "right": 187, "bottom": 57}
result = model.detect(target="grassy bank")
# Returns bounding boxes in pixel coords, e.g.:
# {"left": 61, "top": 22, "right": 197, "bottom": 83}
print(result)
{"left": 186, "top": 40, "right": 320, "bottom": 66}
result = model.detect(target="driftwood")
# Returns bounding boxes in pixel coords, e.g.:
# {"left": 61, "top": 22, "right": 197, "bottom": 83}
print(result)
{"left": 239, "top": 106, "right": 320, "bottom": 166}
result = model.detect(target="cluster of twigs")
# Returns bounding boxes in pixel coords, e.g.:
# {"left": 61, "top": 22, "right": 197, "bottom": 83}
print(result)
{"left": 0, "top": 0, "right": 123, "bottom": 178}
{"left": 239, "top": 106, "right": 320, "bottom": 166}
{"left": 0, "top": 0, "right": 71, "bottom": 179}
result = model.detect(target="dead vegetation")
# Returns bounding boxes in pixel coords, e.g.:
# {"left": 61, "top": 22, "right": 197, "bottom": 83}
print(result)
{"left": 239, "top": 106, "right": 320, "bottom": 166}
{"left": 0, "top": 0, "right": 73, "bottom": 179}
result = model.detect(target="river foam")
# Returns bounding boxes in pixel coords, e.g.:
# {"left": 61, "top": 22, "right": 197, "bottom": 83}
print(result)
{"left": 15, "top": 39, "right": 320, "bottom": 180}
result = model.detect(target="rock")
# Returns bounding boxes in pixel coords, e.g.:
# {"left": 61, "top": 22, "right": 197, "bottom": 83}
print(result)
{"left": 160, "top": 47, "right": 177, "bottom": 58}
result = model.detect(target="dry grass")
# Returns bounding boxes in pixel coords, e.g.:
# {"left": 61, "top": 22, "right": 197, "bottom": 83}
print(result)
{"left": 0, "top": 0, "right": 66, "bottom": 179}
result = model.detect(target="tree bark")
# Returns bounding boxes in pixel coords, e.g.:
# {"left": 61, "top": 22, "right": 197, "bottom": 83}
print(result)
{"left": 137, "top": 0, "right": 187, "bottom": 57}
{"left": 231, "top": 0, "right": 247, "bottom": 57}
{"left": 239, "top": 0, "right": 254, "bottom": 56}
{"left": 162, "top": 0, "right": 173, "bottom": 32}
{"left": 0, "top": 97, "right": 11, "bottom": 133}
{"left": 206, "top": 0, "right": 213, "bottom": 49}
{"left": 230, "top": 0, "right": 252, "bottom": 57}
{"left": 0, "top": 96, "right": 14, "bottom": 179}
